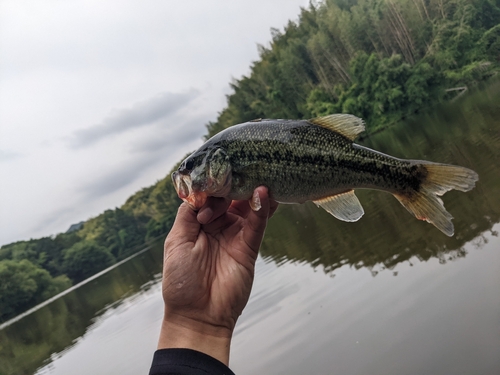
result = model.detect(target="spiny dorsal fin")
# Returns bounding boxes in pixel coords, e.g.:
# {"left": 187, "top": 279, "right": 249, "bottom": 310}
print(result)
{"left": 313, "top": 190, "right": 364, "bottom": 222}
{"left": 309, "top": 114, "right": 365, "bottom": 141}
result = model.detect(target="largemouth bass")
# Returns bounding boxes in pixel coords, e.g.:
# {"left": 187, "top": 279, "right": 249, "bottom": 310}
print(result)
{"left": 172, "top": 114, "right": 478, "bottom": 236}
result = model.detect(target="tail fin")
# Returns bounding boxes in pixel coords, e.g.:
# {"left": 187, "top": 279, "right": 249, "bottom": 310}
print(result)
{"left": 394, "top": 163, "right": 478, "bottom": 236}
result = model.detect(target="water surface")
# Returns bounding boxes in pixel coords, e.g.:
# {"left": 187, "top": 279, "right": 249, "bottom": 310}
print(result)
{"left": 1, "top": 84, "right": 499, "bottom": 375}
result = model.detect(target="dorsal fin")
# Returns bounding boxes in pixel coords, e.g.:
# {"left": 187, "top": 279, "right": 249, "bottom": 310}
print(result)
{"left": 309, "top": 114, "right": 365, "bottom": 140}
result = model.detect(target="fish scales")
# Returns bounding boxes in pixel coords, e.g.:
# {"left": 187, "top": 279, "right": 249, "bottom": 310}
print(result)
{"left": 204, "top": 120, "right": 419, "bottom": 202}
{"left": 172, "top": 114, "right": 478, "bottom": 236}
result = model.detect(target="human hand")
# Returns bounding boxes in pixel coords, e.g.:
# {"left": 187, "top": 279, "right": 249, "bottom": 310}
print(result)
{"left": 157, "top": 186, "right": 278, "bottom": 364}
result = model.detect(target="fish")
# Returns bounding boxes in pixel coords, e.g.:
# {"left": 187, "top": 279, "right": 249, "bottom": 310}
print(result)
{"left": 172, "top": 114, "right": 478, "bottom": 236}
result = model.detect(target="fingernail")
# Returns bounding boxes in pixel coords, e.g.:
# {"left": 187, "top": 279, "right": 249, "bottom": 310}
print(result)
{"left": 250, "top": 190, "right": 262, "bottom": 211}
{"left": 197, "top": 207, "right": 213, "bottom": 224}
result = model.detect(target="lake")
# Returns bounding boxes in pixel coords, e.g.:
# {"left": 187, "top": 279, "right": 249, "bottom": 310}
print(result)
{"left": 1, "top": 83, "right": 499, "bottom": 375}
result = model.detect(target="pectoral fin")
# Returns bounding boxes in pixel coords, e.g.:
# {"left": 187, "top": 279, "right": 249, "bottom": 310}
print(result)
{"left": 313, "top": 190, "right": 364, "bottom": 222}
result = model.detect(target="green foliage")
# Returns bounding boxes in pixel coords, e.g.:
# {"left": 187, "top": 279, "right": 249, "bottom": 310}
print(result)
{"left": 0, "top": 239, "right": 165, "bottom": 375}
{"left": 122, "top": 173, "right": 181, "bottom": 241}
{"left": 307, "top": 53, "right": 444, "bottom": 131}
{"left": 0, "top": 233, "right": 81, "bottom": 277}
{"left": 0, "top": 259, "right": 71, "bottom": 321}
{"left": 479, "top": 24, "right": 500, "bottom": 62}
{"left": 62, "top": 241, "right": 115, "bottom": 283}
{"left": 78, "top": 208, "right": 147, "bottom": 260}
{"left": 205, "top": 0, "right": 500, "bottom": 136}
{"left": 0, "top": 166, "right": 181, "bottom": 319}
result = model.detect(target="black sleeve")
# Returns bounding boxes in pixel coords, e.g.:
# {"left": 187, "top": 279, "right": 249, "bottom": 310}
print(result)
{"left": 149, "top": 348, "right": 236, "bottom": 375}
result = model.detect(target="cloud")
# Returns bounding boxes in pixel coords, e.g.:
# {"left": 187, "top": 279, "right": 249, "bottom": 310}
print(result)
{"left": 69, "top": 89, "right": 200, "bottom": 149}
{"left": 0, "top": 149, "right": 22, "bottom": 162}
{"left": 31, "top": 206, "right": 77, "bottom": 234}
{"left": 130, "top": 113, "right": 210, "bottom": 154}
{"left": 73, "top": 92, "right": 214, "bottom": 209}
{"left": 78, "top": 157, "right": 155, "bottom": 200}
{"left": 78, "top": 118, "right": 207, "bottom": 201}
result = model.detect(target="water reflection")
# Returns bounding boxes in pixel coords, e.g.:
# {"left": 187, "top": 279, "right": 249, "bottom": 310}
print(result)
{"left": 0, "top": 241, "right": 164, "bottom": 375}
{"left": 231, "top": 225, "right": 500, "bottom": 375}
{"left": 260, "top": 83, "right": 500, "bottom": 275}
{"left": 0, "top": 84, "right": 499, "bottom": 375}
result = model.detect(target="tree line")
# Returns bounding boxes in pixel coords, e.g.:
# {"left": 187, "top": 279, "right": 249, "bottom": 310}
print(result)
{"left": 0, "top": 180, "right": 181, "bottom": 321}
{"left": 206, "top": 0, "right": 500, "bottom": 138}
{"left": 1, "top": 0, "right": 499, "bottom": 322}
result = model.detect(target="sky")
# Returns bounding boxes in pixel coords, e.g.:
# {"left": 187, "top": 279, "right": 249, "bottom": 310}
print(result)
{"left": 0, "top": 0, "right": 310, "bottom": 246}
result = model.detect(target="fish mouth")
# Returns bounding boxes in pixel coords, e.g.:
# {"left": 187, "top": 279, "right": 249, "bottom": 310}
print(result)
{"left": 172, "top": 171, "right": 208, "bottom": 210}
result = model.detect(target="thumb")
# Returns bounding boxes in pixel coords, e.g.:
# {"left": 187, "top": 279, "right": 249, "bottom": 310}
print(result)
{"left": 243, "top": 186, "right": 270, "bottom": 253}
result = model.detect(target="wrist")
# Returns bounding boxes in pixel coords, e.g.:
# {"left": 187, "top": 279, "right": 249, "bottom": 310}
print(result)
{"left": 157, "top": 312, "right": 233, "bottom": 365}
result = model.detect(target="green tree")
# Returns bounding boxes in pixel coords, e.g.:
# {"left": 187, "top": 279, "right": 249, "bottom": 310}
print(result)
{"left": 62, "top": 241, "right": 115, "bottom": 283}
{"left": 0, "top": 235, "right": 78, "bottom": 277}
{"left": 479, "top": 24, "right": 500, "bottom": 62}
{"left": 78, "top": 208, "right": 147, "bottom": 259}
{"left": 0, "top": 259, "right": 71, "bottom": 321}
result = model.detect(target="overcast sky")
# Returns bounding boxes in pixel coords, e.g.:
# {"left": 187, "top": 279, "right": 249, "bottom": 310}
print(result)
{"left": 0, "top": 0, "right": 310, "bottom": 246}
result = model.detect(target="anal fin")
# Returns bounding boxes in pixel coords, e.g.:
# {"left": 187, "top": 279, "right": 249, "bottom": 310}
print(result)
{"left": 313, "top": 190, "right": 364, "bottom": 222}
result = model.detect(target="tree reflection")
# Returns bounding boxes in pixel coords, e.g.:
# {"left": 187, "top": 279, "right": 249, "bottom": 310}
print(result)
{"left": 1, "top": 83, "right": 499, "bottom": 375}
{"left": 0, "top": 241, "right": 164, "bottom": 375}
{"left": 260, "top": 84, "right": 500, "bottom": 274}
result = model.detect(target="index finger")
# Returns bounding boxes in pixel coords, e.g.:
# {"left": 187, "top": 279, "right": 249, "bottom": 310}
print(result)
{"left": 166, "top": 203, "right": 200, "bottom": 245}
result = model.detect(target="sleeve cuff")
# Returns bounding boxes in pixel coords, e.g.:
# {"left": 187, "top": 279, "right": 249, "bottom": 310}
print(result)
{"left": 149, "top": 348, "right": 236, "bottom": 375}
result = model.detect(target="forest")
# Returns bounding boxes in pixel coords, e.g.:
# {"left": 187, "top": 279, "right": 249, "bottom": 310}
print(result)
{"left": 1, "top": 0, "right": 499, "bottom": 322}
